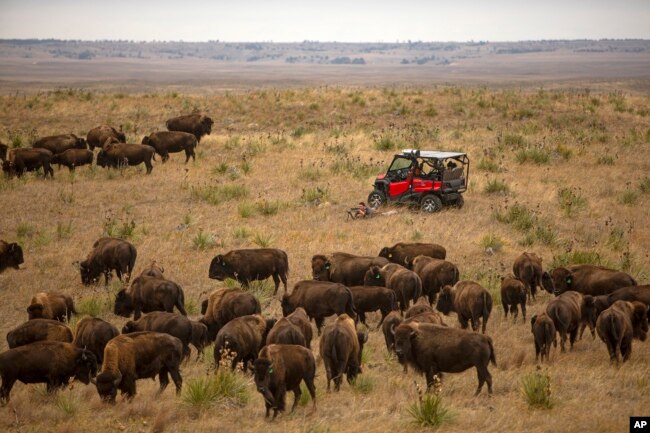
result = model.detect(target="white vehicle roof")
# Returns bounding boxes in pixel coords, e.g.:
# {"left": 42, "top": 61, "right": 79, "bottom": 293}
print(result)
{"left": 401, "top": 149, "right": 466, "bottom": 159}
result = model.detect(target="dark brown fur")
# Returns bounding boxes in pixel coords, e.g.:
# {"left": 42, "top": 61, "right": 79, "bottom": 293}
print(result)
{"left": 141, "top": 131, "right": 197, "bottom": 163}
{"left": 500, "top": 274, "right": 527, "bottom": 322}
{"left": 50, "top": 148, "right": 93, "bottom": 171}
{"left": 0, "top": 240, "right": 24, "bottom": 273}
{"left": 122, "top": 312, "right": 193, "bottom": 360}
{"left": 166, "top": 114, "right": 213, "bottom": 142}
{"left": 436, "top": 281, "right": 493, "bottom": 333}
{"left": 200, "top": 288, "right": 261, "bottom": 341}
{"left": 411, "top": 256, "right": 459, "bottom": 304}
{"left": 596, "top": 300, "right": 648, "bottom": 363}
{"left": 114, "top": 275, "right": 186, "bottom": 320}
{"left": 530, "top": 313, "right": 556, "bottom": 362}
{"left": 513, "top": 252, "right": 545, "bottom": 301}
{"left": 96, "top": 142, "right": 155, "bottom": 174}
{"left": 2, "top": 148, "right": 54, "bottom": 178}
{"left": 78, "top": 237, "right": 137, "bottom": 285}
{"left": 348, "top": 285, "right": 397, "bottom": 328}
{"left": 378, "top": 242, "right": 446, "bottom": 268}
{"left": 545, "top": 291, "right": 597, "bottom": 352}
{"left": 311, "top": 252, "right": 389, "bottom": 286}
{"left": 33, "top": 134, "right": 86, "bottom": 154}
{"left": 214, "top": 314, "right": 275, "bottom": 371}
{"left": 73, "top": 317, "right": 119, "bottom": 365}
{"left": 209, "top": 248, "right": 289, "bottom": 295}
{"left": 319, "top": 314, "right": 367, "bottom": 391}
{"left": 86, "top": 125, "right": 125, "bottom": 150}
{"left": 7, "top": 319, "right": 73, "bottom": 348}
{"left": 266, "top": 317, "right": 307, "bottom": 347}
{"left": 364, "top": 263, "right": 422, "bottom": 312}
{"left": 545, "top": 264, "right": 637, "bottom": 297}
{"left": 27, "top": 292, "right": 76, "bottom": 322}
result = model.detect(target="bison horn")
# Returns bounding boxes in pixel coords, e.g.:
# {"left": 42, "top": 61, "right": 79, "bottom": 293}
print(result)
{"left": 113, "top": 372, "right": 122, "bottom": 387}
{"left": 390, "top": 323, "right": 396, "bottom": 335}
{"left": 404, "top": 256, "right": 409, "bottom": 265}
{"left": 90, "top": 376, "right": 97, "bottom": 385}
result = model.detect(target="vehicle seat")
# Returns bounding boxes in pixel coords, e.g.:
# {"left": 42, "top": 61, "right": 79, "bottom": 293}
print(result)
{"left": 442, "top": 167, "right": 465, "bottom": 190}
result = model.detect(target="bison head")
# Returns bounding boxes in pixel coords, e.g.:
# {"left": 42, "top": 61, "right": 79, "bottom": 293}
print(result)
{"left": 79, "top": 259, "right": 102, "bottom": 285}
{"left": 541, "top": 271, "right": 555, "bottom": 294}
{"left": 116, "top": 130, "right": 126, "bottom": 143}
{"left": 201, "top": 116, "right": 213, "bottom": 136}
{"left": 114, "top": 290, "right": 134, "bottom": 317}
{"left": 74, "top": 349, "right": 98, "bottom": 384}
{"left": 631, "top": 301, "right": 649, "bottom": 341}
{"left": 253, "top": 358, "right": 275, "bottom": 405}
{"left": 93, "top": 370, "right": 122, "bottom": 403}
{"left": 435, "top": 285, "right": 454, "bottom": 315}
{"left": 311, "top": 255, "right": 331, "bottom": 281}
{"left": 2, "top": 160, "right": 15, "bottom": 177}
{"left": 4, "top": 242, "right": 24, "bottom": 269}
{"left": 364, "top": 266, "right": 385, "bottom": 286}
{"left": 281, "top": 295, "right": 295, "bottom": 317}
{"left": 393, "top": 323, "right": 417, "bottom": 364}
{"left": 141, "top": 136, "right": 151, "bottom": 145}
{"left": 549, "top": 268, "right": 573, "bottom": 296}
{"left": 27, "top": 303, "right": 45, "bottom": 320}
{"left": 378, "top": 247, "right": 393, "bottom": 260}
{"left": 530, "top": 314, "right": 538, "bottom": 333}
{"left": 74, "top": 137, "right": 87, "bottom": 149}
{"left": 200, "top": 299, "right": 209, "bottom": 315}
{"left": 208, "top": 255, "right": 235, "bottom": 281}
{"left": 96, "top": 150, "right": 109, "bottom": 168}
{"left": 121, "top": 321, "right": 137, "bottom": 334}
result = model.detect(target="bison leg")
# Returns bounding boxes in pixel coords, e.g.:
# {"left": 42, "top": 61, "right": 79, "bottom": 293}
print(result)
{"left": 569, "top": 328, "right": 578, "bottom": 350}
{"left": 510, "top": 304, "right": 518, "bottom": 322}
{"left": 558, "top": 329, "right": 567, "bottom": 352}
{"left": 272, "top": 274, "right": 281, "bottom": 296}
{"left": 0, "top": 376, "right": 16, "bottom": 405}
{"left": 274, "top": 384, "right": 287, "bottom": 419}
{"left": 291, "top": 385, "right": 301, "bottom": 413}
{"left": 157, "top": 368, "right": 170, "bottom": 395}
{"left": 621, "top": 336, "right": 632, "bottom": 362}
{"left": 377, "top": 309, "right": 389, "bottom": 329}
{"left": 303, "top": 376, "right": 317, "bottom": 411}
{"left": 169, "top": 366, "right": 183, "bottom": 395}
{"left": 502, "top": 301, "right": 509, "bottom": 318}
{"left": 520, "top": 301, "right": 526, "bottom": 322}
{"left": 358, "top": 311, "right": 367, "bottom": 327}
{"left": 315, "top": 318, "right": 324, "bottom": 336}
{"left": 534, "top": 341, "right": 541, "bottom": 362}
{"left": 475, "top": 364, "right": 493, "bottom": 396}
{"left": 458, "top": 314, "right": 469, "bottom": 330}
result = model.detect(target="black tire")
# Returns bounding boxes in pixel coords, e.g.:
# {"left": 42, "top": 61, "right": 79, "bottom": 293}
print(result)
{"left": 368, "top": 190, "right": 386, "bottom": 209}
{"left": 420, "top": 194, "right": 443, "bottom": 213}
{"left": 455, "top": 195, "right": 465, "bottom": 209}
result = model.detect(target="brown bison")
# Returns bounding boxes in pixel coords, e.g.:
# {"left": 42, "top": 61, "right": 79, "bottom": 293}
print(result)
{"left": 96, "top": 142, "right": 155, "bottom": 174}
{"left": 139, "top": 260, "right": 165, "bottom": 278}
{"left": 266, "top": 317, "right": 307, "bottom": 347}
{"left": 7, "top": 319, "right": 73, "bottom": 348}
{"left": 141, "top": 131, "right": 197, "bottom": 163}
{"left": 91, "top": 331, "right": 183, "bottom": 403}
{"left": 364, "top": 263, "right": 422, "bottom": 312}
{"left": 86, "top": 125, "right": 126, "bottom": 150}
{"left": 214, "top": 314, "right": 275, "bottom": 371}
{"left": 596, "top": 300, "right": 648, "bottom": 363}
{"left": 2, "top": 148, "right": 54, "bottom": 178}
{"left": 500, "top": 275, "right": 527, "bottom": 322}
{"left": 166, "top": 114, "right": 213, "bottom": 142}
{"left": 209, "top": 248, "right": 289, "bottom": 295}
{"left": 546, "top": 291, "right": 596, "bottom": 352}
{"left": 382, "top": 311, "right": 403, "bottom": 353}
{"left": 122, "top": 312, "right": 193, "bottom": 360}
{"left": 50, "top": 148, "right": 93, "bottom": 171}
{"left": 0, "top": 142, "right": 7, "bottom": 161}
{"left": 379, "top": 242, "right": 446, "bottom": 268}
{"left": 411, "top": 255, "right": 459, "bottom": 304}
{"left": 0, "top": 240, "right": 24, "bottom": 273}
{"left": 319, "top": 314, "right": 367, "bottom": 392}
{"left": 33, "top": 134, "right": 86, "bottom": 154}
{"left": 530, "top": 313, "right": 556, "bottom": 362}
{"left": 594, "top": 285, "right": 650, "bottom": 319}
{"left": 78, "top": 237, "right": 137, "bottom": 285}
{"left": 281, "top": 280, "right": 356, "bottom": 334}
{"left": 311, "top": 252, "right": 389, "bottom": 286}
{"left": 405, "top": 296, "right": 434, "bottom": 319}
{"left": 73, "top": 317, "right": 119, "bottom": 365}
{"left": 254, "top": 344, "right": 316, "bottom": 419}
{"left": 436, "top": 281, "right": 492, "bottom": 333}
{"left": 27, "top": 292, "right": 75, "bottom": 322}
{"left": 286, "top": 307, "right": 313, "bottom": 349}
{"left": 513, "top": 252, "right": 548, "bottom": 301}
{"left": 190, "top": 321, "right": 209, "bottom": 358}
{"left": 0, "top": 341, "right": 97, "bottom": 404}
{"left": 200, "top": 288, "right": 261, "bottom": 341}
{"left": 544, "top": 264, "right": 636, "bottom": 297}
{"left": 348, "top": 285, "right": 397, "bottom": 328}
{"left": 114, "top": 275, "right": 187, "bottom": 320}
{"left": 393, "top": 322, "right": 496, "bottom": 395}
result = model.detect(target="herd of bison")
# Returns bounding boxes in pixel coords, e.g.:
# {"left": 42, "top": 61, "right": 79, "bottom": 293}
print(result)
{"left": 0, "top": 233, "right": 648, "bottom": 418}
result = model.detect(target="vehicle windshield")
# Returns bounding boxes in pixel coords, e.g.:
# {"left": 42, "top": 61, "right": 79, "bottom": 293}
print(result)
{"left": 388, "top": 156, "right": 413, "bottom": 172}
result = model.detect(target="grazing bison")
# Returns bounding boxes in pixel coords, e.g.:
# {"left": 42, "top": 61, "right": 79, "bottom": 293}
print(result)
{"left": 436, "top": 281, "right": 492, "bottom": 334}
{"left": 73, "top": 317, "right": 119, "bottom": 365}
{"left": 311, "top": 252, "right": 389, "bottom": 286}
{"left": 530, "top": 313, "right": 556, "bottom": 362}
{"left": 405, "top": 296, "right": 434, "bottom": 319}
{"left": 214, "top": 314, "right": 275, "bottom": 371}
{"left": 411, "top": 255, "right": 459, "bottom": 304}
{"left": 139, "top": 260, "right": 165, "bottom": 278}
{"left": 92, "top": 332, "right": 183, "bottom": 403}
{"left": 96, "top": 143, "right": 155, "bottom": 174}
{"left": 319, "top": 314, "right": 367, "bottom": 392}
{"left": 596, "top": 300, "right": 648, "bottom": 363}
{"left": 86, "top": 125, "right": 126, "bottom": 150}
{"left": 0, "top": 342, "right": 97, "bottom": 404}
{"left": 122, "top": 312, "right": 193, "bottom": 360}
{"left": 141, "top": 131, "right": 197, "bottom": 163}
{"left": 254, "top": 344, "right": 316, "bottom": 419}
{"left": 544, "top": 264, "right": 637, "bottom": 297}
{"left": 190, "top": 321, "right": 209, "bottom": 358}
{"left": 27, "top": 292, "right": 75, "bottom": 322}
{"left": 286, "top": 307, "right": 313, "bottom": 349}
{"left": 78, "top": 237, "right": 137, "bottom": 285}
{"left": 50, "top": 148, "right": 93, "bottom": 172}
{"left": 2, "top": 148, "right": 54, "bottom": 178}
{"left": 281, "top": 280, "right": 356, "bottom": 334}
{"left": 200, "top": 288, "right": 261, "bottom": 341}
{"left": 0, "top": 240, "right": 24, "bottom": 273}
{"left": 114, "top": 275, "right": 187, "bottom": 320}
{"left": 209, "top": 248, "right": 289, "bottom": 295}
{"left": 33, "top": 134, "right": 86, "bottom": 154}
{"left": 500, "top": 275, "right": 527, "bottom": 322}
{"left": 364, "top": 263, "right": 422, "bottom": 312}
{"left": 382, "top": 311, "right": 403, "bottom": 353}
{"left": 393, "top": 322, "right": 496, "bottom": 395}
{"left": 595, "top": 285, "right": 650, "bottom": 319}
{"left": 166, "top": 114, "right": 213, "bottom": 142}
{"left": 7, "top": 319, "right": 72, "bottom": 348}
{"left": 266, "top": 317, "right": 307, "bottom": 347}
{"left": 348, "top": 285, "right": 397, "bottom": 328}
{"left": 513, "top": 252, "right": 547, "bottom": 301}
{"left": 546, "top": 291, "right": 596, "bottom": 352}
{"left": 379, "top": 242, "right": 446, "bottom": 268}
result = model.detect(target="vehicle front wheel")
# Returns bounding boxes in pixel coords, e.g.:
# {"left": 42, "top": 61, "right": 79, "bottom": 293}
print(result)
{"left": 455, "top": 195, "right": 465, "bottom": 209}
{"left": 420, "top": 194, "right": 443, "bottom": 213}
{"left": 368, "top": 190, "right": 386, "bottom": 209}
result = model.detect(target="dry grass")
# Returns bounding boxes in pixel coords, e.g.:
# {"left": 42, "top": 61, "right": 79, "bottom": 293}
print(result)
{"left": 0, "top": 86, "right": 649, "bottom": 432}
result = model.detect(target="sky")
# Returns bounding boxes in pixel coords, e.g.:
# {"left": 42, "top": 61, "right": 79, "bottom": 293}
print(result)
{"left": 0, "top": 0, "right": 648, "bottom": 42}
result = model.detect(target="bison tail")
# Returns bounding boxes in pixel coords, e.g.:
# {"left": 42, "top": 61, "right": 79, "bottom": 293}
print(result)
{"left": 128, "top": 245, "right": 137, "bottom": 278}
{"left": 344, "top": 287, "right": 357, "bottom": 319}
{"left": 177, "top": 289, "right": 187, "bottom": 316}
{"left": 413, "top": 275, "right": 423, "bottom": 303}
{"left": 610, "top": 314, "right": 619, "bottom": 345}
{"left": 487, "top": 337, "right": 497, "bottom": 366}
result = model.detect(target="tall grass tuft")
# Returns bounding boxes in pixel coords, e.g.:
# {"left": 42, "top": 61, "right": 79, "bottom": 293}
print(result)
{"left": 253, "top": 233, "right": 274, "bottom": 247}
{"left": 618, "top": 190, "right": 639, "bottom": 206}
{"left": 480, "top": 234, "right": 504, "bottom": 253}
{"left": 639, "top": 177, "right": 650, "bottom": 194}
{"left": 190, "top": 184, "right": 248, "bottom": 205}
{"left": 256, "top": 200, "right": 281, "bottom": 216}
{"left": 350, "top": 375, "right": 375, "bottom": 394}
{"left": 557, "top": 187, "right": 587, "bottom": 216}
{"left": 522, "top": 370, "right": 553, "bottom": 409}
{"left": 192, "top": 230, "right": 216, "bottom": 250}
{"left": 515, "top": 147, "right": 550, "bottom": 165}
{"left": 484, "top": 179, "right": 509, "bottom": 194}
{"left": 551, "top": 250, "right": 601, "bottom": 268}
{"left": 407, "top": 392, "right": 453, "bottom": 428}
{"left": 55, "top": 392, "right": 79, "bottom": 417}
{"left": 182, "top": 370, "right": 249, "bottom": 408}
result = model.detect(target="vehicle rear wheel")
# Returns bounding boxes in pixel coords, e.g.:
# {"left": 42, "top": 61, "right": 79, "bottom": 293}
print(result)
{"left": 420, "top": 194, "right": 443, "bottom": 213}
{"left": 368, "top": 190, "right": 386, "bottom": 209}
{"left": 455, "top": 195, "right": 465, "bottom": 209}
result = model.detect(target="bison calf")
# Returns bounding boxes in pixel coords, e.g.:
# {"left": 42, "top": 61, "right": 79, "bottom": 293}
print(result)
{"left": 349, "top": 285, "right": 397, "bottom": 328}
{"left": 436, "top": 281, "right": 492, "bottom": 333}
{"left": 51, "top": 149, "right": 93, "bottom": 172}
{"left": 596, "top": 300, "right": 648, "bottom": 363}
{"left": 0, "top": 240, "right": 24, "bottom": 273}
{"left": 530, "top": 313, "right": 556, "bottom": 362}
{"left": 500, "top": 275, "right": 527, "bottom": 322}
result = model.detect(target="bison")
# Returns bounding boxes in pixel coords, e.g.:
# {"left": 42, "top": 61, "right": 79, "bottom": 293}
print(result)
{"left": 436, "top": 281, "right": 492, "bottom": 333}
{"left": 348, "top": 285, "right": 397, "bottom": 328}
{"left": 122, "top": 312, "right": 193, "bottom": 360}
{"left": 7, "top": 319, "right": 72, "bottom": 349}
{"left": 73, "top": 317, "right": 119, "bottom": 365}
{"left": 166, "top": 114, "right": 213, "bottom": 142}
{"left": 78, "top": 237, "right": 137, "bottom": 285}
{"left": 393, "top": 322, "right": 496, "bottom": 395}
{"left": 281, "top": 280, "right": 356, "bottom": 334}
{"left": 96, "top": 143, "right": 155, "bottom": 174}
{"left": 513, "top": 252, "right": 548, "bottom": 301}
{"left": 254, "top": 344, "right": 316, "bottom": 419}
{"left": 114, "top": 275, "right": 187, "bottom": 320}
{"left": 379, "top": 242, "right": 446, "bottom": 268}
{"left": 364, "top": 263, "right": 422, "bottom": 312}
{"left": 190, "top": 321, "right": 209, "bottom": 359}
{"left": 311, "top": 252, "right": 389, "bottom": 286}
{"left": 286, "top": 307, "right": 313, "bottom": 349}
{"left": 596, "top": 300, "right": 648, "bottom": 363}
{"left": 543, "top": 264, "right": 636, "bottom": 297}
{"left": 91, "top": 331, "right": 183, "bottom": 403}
{"left": 500, "top": 275, "right": 527, "bottom": 322}
{"left": 545, "top": 291, "right": 596, "bottom": 352}
{"left": 141, "top": 131, "right": 197, "bottom": 163}
{"left": 86, "top": 125, "right": 126, "bottom": 150}
{"left": 266, "top": 317, "right": 307, "bottom": 347}
{"left": 0, "top": 341, "right": 97, "bottom": 404}
{"left": 200, "top": 288, "right": 261, "bottom": 341}
{"left": 405, "top": 296, "right": 433, "bottom": 319}
{"left": 411, "top": 255, "right": 459, "bottom": 304}
{"left": 214, "top": 314, "right": 275, "bottom": 371}
{"left": 50, "top": 148, "right": 93, "bottom": 172}
{"left": 138, "top": 260, "right": 165, "bottom": 278}
{"left": 2, "top": 148, "right": 54, "bottom": 178}
{"left": 0, "top": 240, "right": 24, "bottom": 273}
{"left": 209, "top": 248, "right": 289, "bottom": 295}
{"left": 33, "top": 134, "right": 86, "bottom": 154}
{"left": 594, "top": 285, "right": 650, "bottom": 319}
{"left": 530, "top": 313, "right": 556, "bottom": 362}
{"left": 27, "top": 291, "right": 75, "bottom": 322}
{"left": 319, "top": 314, "right": 367, "bottom": 392}
{"left": 0, "top": 142, "right": 7, "bottom": 161}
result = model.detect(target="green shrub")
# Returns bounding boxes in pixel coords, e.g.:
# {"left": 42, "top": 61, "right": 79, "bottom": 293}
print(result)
{"left": 233, "top": 227, "right": 251, "bottom": 239}
{"left": 192, "top": 230, "right": 216, "bottom": 250}
{"left": 56, "top": 221, "right": 74, "bottom": 240}
{"left": 256, "top": 200, "right": 280, "bottom": 216}
{"left": 407, "top": 393, "right": 453, "bottom": 428}
{"left": 551, "top": 250, "right": 601, "bottom": 268}
{"left": 182, "top": 371, "right": 249, "bottom": 408}
{"left": 238, "top": 202, "right": 255, "bottom": 218}
{"left": 212, "top": 162, "right": 228, "bottom": 175}
{"left": 515, "top": 147, "right": 550, "bottom": 165}
{"left": 597, "top": 155, "right": 615, "bottom": 166}
{"left": 350, "top": 376, "right": 375, "bottom": 394}
{"left": 301, "top": 187, "right": 328, "bottom": 205}
{"left": 298, "top": 167, "right": 323, "bottom": 181}
{"left": 253, "top": 233, "right": 274, "bottom": 247}
{"left": 535, "top": 225, "right": 558, "bottom": 246}
{"left": 618, "top": 190, "right": 639, "bottom": 206}
{"left": 424, "top": 105, "right": 438, "bottom": 117}
{"left": 374, "top": 135, "right": 397, "bottom": 151}
{"left": 639, "top": 177, "right": 650, "bottom": 194}
{"left": 55, "top": 392, "right": 79, "bottom": 417}
{"left": 494, "top": 203, "right": 536, "bottom": 232}
{"left": 480, "top": 234, "right": 504, "bottom": 253}
{"left": 557, "top": 188, "right": 587, "bottom": 216}
{"left": 607, "top": 227, "right": 627, "bottom": 251}
{"left": 477, "top": 158, "right": 500, "bottom": 172}
{"left": 16, "top": 222, "right": 36, "bottom": 238}
{"left": 521, "top": 371, "right": 553, "bottom": 409}
{"left": 484, "top": 179, "right": 509, "bottom": 194}
{"left": 502, "top": 133, "right": 526, "bottom": 148}
{"left": 77, "top": 296, "right": 111, "bottom": 317}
